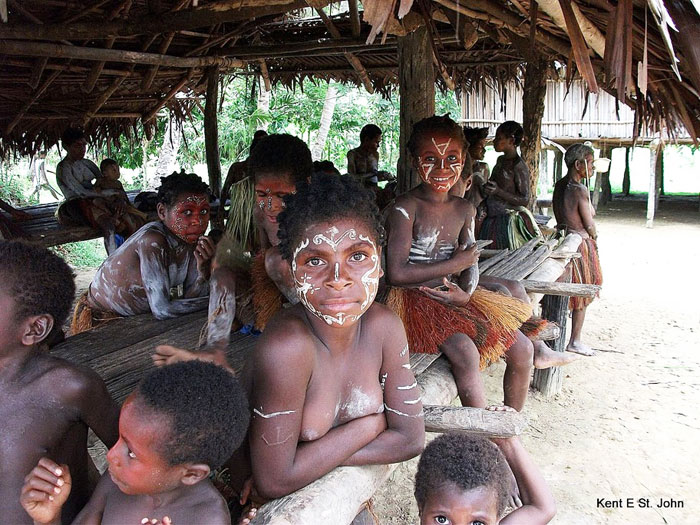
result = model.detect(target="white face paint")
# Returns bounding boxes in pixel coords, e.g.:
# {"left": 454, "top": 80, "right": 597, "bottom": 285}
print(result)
{"left": 394, "top": 206, "right": 410, "bottom": 220}
{"left": 432, "top": 137, "right": 451, "bottom": 156}
{"left": 291, "top": 225, "right": 380, "bottom": 326}
{"left": 253, "top": 407, "right": 296, "bottom": 419}
{"left": 416, "top": 135, "right": 465, "bottom": 192}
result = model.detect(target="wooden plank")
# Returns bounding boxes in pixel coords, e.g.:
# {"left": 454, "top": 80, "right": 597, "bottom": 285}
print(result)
{"left": 423, "top": 405, "right": 527, "bottom": 437}
{"left": 477, "top": 248, "right": 509, "bottom": 272}
{"left": 521, "top": 280, "right": 600, "bottom": 297}
{"left": 408, "top": 352, "right": 441, "bottom": 376}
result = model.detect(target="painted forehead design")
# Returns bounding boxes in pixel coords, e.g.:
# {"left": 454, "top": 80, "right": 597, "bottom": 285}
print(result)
{"left": 431, "top": 137, "right": 452, "bottom": 156}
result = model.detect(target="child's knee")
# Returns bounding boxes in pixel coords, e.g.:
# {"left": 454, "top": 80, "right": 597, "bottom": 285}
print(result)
{"left": 506, "top": 332, "right": 534, "bottom": 366}
{"left": 440, "top": 333, "right": 480, "bottom": 370}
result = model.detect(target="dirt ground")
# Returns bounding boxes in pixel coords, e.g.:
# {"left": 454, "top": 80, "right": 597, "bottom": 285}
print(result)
{"left": 372, "top": 196, "right": 700, "bottom": 524}
{"left": 69, "top": 197, "right": 699, "bottom": 524}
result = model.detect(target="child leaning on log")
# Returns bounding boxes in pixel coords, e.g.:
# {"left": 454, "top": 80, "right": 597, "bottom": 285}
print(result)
{"left": 0, "top": 241, "right": 119, "bottom": 525}
{"left": 415, "top": 420, "right": 556, "bottom": 524}
{"left": 384, "top": 115, "right": 538, "bottom": 412}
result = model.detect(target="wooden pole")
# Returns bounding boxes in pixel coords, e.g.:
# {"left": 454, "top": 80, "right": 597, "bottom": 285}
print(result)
{"left": 622, "top": 147, "right": 631, "bottom": 195}
{"left": 553, "top": 148, "right": 563, "bottom": 183}
{"left": 204, "top": 66, "right": 222, "bottom": 199}
{"left": 655, "top": 141, "right": 664, "bottom": 210}
{"left": 397, "top": 25, "right": 435, "bottom": 193}
{"left": 0, "top": 40, "right": 245, "bottom": 69}
{"left": 646, "top": 141, "right": 661, "bottom": 228}
{"left": 521, "top": 55, "right": 548, "bottom": 210}
{"left": 348, "top": 0, "right": 361, "bottom": 38}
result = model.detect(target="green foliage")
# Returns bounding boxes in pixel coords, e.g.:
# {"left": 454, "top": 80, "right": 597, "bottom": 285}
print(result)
{"left": 0, "top": 168, "right": 33, "bottom": 206}
{"left": 50, "top": 239, "right": 106, "bottom": 268}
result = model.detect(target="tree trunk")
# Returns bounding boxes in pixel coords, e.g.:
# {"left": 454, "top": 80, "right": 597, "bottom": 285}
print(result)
{"left": 311, "top": 84, "right": 338, "bottom": 161}
{"left": 152, "top": 115, "right": 182, "bottom": 188}
{"left": 141, "top": 136, "right": 151, "bottom": 188}
{"left": 521, "top": 55, "right": 548, "bottom": 210}
{"left": 204, "top": 66, "right": 222, "bottom": 198}
{"left": 397, "top": 24, "right": 435, "bottom": 194}
{"left": 622, "top": 147, "right": 631, "bottom": 195}
{"left": 256, "top": 79, "right": 270, "bottom": 132}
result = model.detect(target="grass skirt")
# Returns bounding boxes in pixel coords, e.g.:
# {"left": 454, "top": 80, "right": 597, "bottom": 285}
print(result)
{"left": 569, "top": 237, "right": 603, "bottom": 310}
{"left": 70, "top": 290, "right": 120, "bottom": 335}
{"left": 383, "top": 287, "right": 532, "bottom": 369}
{"left": 251, "top": 252, "right": 283, "bottom": 330}
{"left": 478, "top": 206, "right": 541, "bottom": 250}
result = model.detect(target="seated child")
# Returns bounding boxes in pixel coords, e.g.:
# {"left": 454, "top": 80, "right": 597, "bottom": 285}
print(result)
{"left": 0, "top": 241, "right": 119, "bottom": 524}
{"left": 72, "top": 172, "right": 215, "bottom": 334}
{"left": 94, "top": 158, "right": 147, "bottom": 241}
{"left": 384, "top": 115, "right": 536, "bottom": 411}
{"left": 227, "top": 174, "right": 424, "bottom": 506}
{"left": 415, "top": 430, "right": 556, "bottom": 524}
{"left": 154, "top": 134, "right": 312, "bottom": 365}
{"left": 21, "top": 361, "right": 250, "bottom": 525}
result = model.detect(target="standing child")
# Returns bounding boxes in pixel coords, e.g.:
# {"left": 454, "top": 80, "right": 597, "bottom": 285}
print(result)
{"left": 0, "top": 241, "right": 119, "bottom": 524}
{"left": 384, "top": 115, "right": 536, "bottom": 411}
{"left": 415, "top": 429, "right": 556, "bottom": 524}
{"left": 21, "top": 361, "right": 250, "bottom": 525}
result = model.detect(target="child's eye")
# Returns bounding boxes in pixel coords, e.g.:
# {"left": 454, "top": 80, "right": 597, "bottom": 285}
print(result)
{"left": 307, "top": 257, "right": 324, "bottom": 267}
{"left": 434, "top": 516, "right": 449, "bottom": 525}
{"left": 200, "top": 209, "right": 209, "bottom": 215}
{"left": 182, "top": 210, "right": 192, "bottom": 216}
{"left": 447, "top": 155, "right": 458, "bottom": 161}
{"left": 350, "top": 252, "right": 367, "bottom": 262}
{"left": 423, "top": 156, "right": 436, "bottom": 162}
{"left": 127, "top": 449, "right": 136, "bottom": 460}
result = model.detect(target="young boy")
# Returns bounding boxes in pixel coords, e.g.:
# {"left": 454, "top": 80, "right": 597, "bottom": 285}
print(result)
{"left": 415, "top": 429, "right": 556, "bottom": 524}
{"left": 94, "top": 158, "right": 147, "bottom": 241}
{"left": 479, "top": 121, "right": 540, "bottom": 250}
{"left": 385, "top": 115, "right": 535, "bottom": 411}
{"left": 72, "top": 172, "right": 215, "bottom": 334}
{"left": 21, "top": 361, "right": 250, "bottom": 525}
{"left": 347, "top": 124, "right": 382, "bottom": 185}
{"left": 0, "top": 241, "right": 119, "bottom": 524}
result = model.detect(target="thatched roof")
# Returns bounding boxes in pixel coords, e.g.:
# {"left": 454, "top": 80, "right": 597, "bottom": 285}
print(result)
{"left": 0, "top": 0, "right": 698, "bottom": 157}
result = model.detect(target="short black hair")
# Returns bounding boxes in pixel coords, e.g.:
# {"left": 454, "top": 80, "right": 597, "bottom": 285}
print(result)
{"left": 134, "top": 361, "right": 250, "bottom": 469}
{"left": 496, "top": 120, "right": 524, "bottom": 147}
{"left": 100, "top": 158, "right": 118, "bottom": 172}
{"left": 277, "top": 174, "right": 385, "bottom": 261}
{"left": 249, "top": 129, "right": 268, "bottom": 155}
{"left": 248, "top": 134, "right": 312, "bottom": 185}
{"left": 407, "top": 115, "right": 467, "bottom": 158}
{"left": 360, "top": 124, "right": 382, "bottom": 143}
{"left": 463, "top": 127, "right": 489, "bottom": 147}
{"left": 415, "top": 433, "right": 510, "bottom": 516}
{"left": 61, "top": 127, "right": 85, "bottom": 148}
{"left": 0, "top": 241, "right": 75, "bottom": 326}
{"left": 313, "top": 160, "right": 340, "bottom": 176}
{"left": 156, "top": 171, "right": 210, "bottom": 207}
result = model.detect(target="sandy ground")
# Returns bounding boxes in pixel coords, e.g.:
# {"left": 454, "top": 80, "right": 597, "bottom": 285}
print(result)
{"left": 372, "top": 196, "right": 700, "bottom": 524}
{"left": 69, "top": 197, "right": 699, "bottom": 524}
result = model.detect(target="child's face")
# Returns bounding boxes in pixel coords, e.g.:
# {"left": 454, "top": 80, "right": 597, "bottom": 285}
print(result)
{"left": 493, "top": 131, "right": 514, "bottom": 153}
{"left": 414, "top": 131, "right": 465, "bottom": 193}
{"left": 420, "top": 484, "right": 499, "bottom": 525}
{"left": 254, "top": 173, "right": 296, "bottom": 225}
{"left": 159, "top": 192, "right": 210, "bottom": 244}
{"left": 103, "top": 164, "right": 120, "bottom": 180}
{"left": 469, "top": 139, "right": 487, "bottom": 161}
{"left": 576, "top": 153, "right": 594, "bottom": 179}
{"left": 291, "top": 217, "right": 382, "bottom": 327}
{"left": 106, "top": 397, "right": 184, "bottom": 495}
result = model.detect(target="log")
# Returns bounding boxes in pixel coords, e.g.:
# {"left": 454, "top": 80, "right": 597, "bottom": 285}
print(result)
{"left": 485, "top": 238, "right": 539, "bottom": 278}
{"left": 479, "top": 248, "right": 507, "bottom": 260}
{"left": 478, "top": 248, "right": 510, "bottom": 272}
{"left": 502, "top": 241, "right": 556, "bottom": 281}
{"left": 423, "top": 405, "right": 528, "bottom": 437}
{"left": 526, "top": 233, "right": 582, "bottom": 304}
{"left": 646, "top": 141, "right": 663, "bottom": 228}
{"left": 141, "top": 71, "right": 193, "bottom": 123}
{"left": 535, "top": 0, "right": 606, "bottom": 57}
{"left": 521, "top": 54, "right": 548, "bottom": 210}
{"left": 521, "top": 280, "right": 600, "bottom": 297}
{"left": 204, "top": 66, "right": 222, "bottom": 198}
{"left": 0, "top": 40, "right": 245, "bottom": 69}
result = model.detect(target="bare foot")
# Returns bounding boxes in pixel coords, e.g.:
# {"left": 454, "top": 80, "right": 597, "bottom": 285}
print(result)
{"left": 238, "top": 504, "right": 258, "bottom": 525}
{"left": 485, "top": 404, "right": 516, "bottom": 413}
{"left": 152, "top": 345, "right": 198, "bottom": 367}
{"left": 533, "top": 341, "right": 580, "bottom": 369}
{"left": 566, "top": 341, "right": 596, "bottom": 356}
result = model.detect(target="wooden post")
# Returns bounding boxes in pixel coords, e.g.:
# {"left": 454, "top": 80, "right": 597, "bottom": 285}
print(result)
{"left": 600, "top": 145, "right": 612, "bottom": 205}
{"left": 657, "top": 143, "right": 665, "bottom": 201}
{"left": 521, "top": 55, "right": 548, "bottom": 210}
{"left": 646, "top": 141, "right": 662, "bottom": 228}
{"left": 532, "top": 266, "right": 572, "bottom": 396}
{"left": 204, "top": 66, "right": 222, "bottom": 199}
{"left": 553, "top": 148, "right": 563, "bottom": 183}
{"left": 622, "top": 147, "right": 631, "bottom": 196}
{"left": 397, "top": 24, "right": 435, "bottom": 193}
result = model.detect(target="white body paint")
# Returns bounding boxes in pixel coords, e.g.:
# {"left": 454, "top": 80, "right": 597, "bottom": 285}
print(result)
{"left": 254, "top": 408, "right": 297, "bottom": 419}
{"left": 394, "top": 206, "right": 410, "bottom": 220}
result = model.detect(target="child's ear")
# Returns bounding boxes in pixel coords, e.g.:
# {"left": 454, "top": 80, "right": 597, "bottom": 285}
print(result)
{"left": 156, "top": 202, "right": 167, "bottom": 221}
{"left": 180, "top": 463, "right": 211, "bottom": 486}
{"left": 21, "top": 314, "right": 54, "bottom": 346}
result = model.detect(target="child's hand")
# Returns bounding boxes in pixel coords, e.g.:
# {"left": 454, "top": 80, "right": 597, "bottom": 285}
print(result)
{"left": 450, "top": 243, "right": 480, "bottom": 271}
{"left": 194, "top": 236, "right": 216, "bottom": 279}
{"left": 420, "top": 278, "right": 472, "bottom": 307}
{"left": 483, "top": 180, "right": 499, "bottom": 196}
{"left": 152, "top": 345, "right": 197, "bottom": 367}
{"left": 140, "top": 517, "right": 172, "bottom": 525}
{"left": 20, "top": 458, "right": 72, "bottom": 525}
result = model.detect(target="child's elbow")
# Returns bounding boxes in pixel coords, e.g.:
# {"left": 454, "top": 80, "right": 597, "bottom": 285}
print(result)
{"left": 255, "top": 477, "right": 298, "bottom": 500}
{"left": 539, "top": 498, "right": 557, "bottom": 523}
{"left": 402, "top": 427, "right": 426, "bottom": 460}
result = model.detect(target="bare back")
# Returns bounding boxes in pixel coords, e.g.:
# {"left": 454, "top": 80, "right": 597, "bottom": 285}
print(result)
{"left": 552, "top": 175, "right": 595, "bottom": 238}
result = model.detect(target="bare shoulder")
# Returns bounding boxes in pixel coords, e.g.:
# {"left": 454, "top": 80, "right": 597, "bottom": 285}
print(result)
{"left": 185, "top": 482, "right": 231, "bottom": 525}
{"left": 392, "top": 192, "right": 419, "bottom": 213}
{"left": 362, "top": 302, "right": 405, "bottom": 335}
{"left": 254, "top": 308, "right": 316, "bottom": 367}
{"left": 36, "top": 355, "right": 106, "bottom": 405}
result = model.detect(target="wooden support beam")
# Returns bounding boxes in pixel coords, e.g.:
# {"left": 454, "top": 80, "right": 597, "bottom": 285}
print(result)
{"left": 84, "top": 72, "right": 130, "bottom": 124}
{"left": 0, "top": 1, "right": 313, "bottom": 41}
{"left": 83, "top": 36, "right": 115, "bottom": 93}
{"left": 0, "top": 40, "right": 245, "bottom": 69}
{"left": 622, "top": 146, "right": 631, "bottom": 195}
{"left": 142, "top": 32, "right": 175, "bottom": 90}
{"left": 5, "top": 69, "right": 62, "bottom": 135}
{"left": 440, "top": 5, "right": 478, "bottom": 50}
{"left": 424, "top": 405, "right": 528, "bottom": 437}
{"left": 526, "top": 233, "right": 582, "bottom": 304}
{"left": 520, "top": 280, "right": 600, "bottom": 297}
{"left": 521, "top": 54, "right": 548, "bottom": 210}
{"left": 553, "top": 148, "right": 563, "bottom": 183}
{"left": 646, "top": 141, "right": 663, "bottom": 228}
{"left": 142, "top": 70, "right": 193, "bottom": 123}
{"left": 204, "top": 66, "right": 222, "bottom": 198}
{"left": 258, "top": 59, "right": 271, "bottom": 92}
{"left": 397, "top": 25, "right": 435, "bottom": 193}
{"left": 28, "top": 57, "right": 48, "bottom": 90}
{"left": 348, "top": 0, "right": 361, "bottom": 38}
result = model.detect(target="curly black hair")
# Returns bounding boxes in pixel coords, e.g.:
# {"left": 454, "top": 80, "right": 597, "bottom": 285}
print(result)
{"left": 248, "top": 134, "right": 312, "bottom": 185}
{"left": 156, "top": 171, "right": 210, "bottom": 207}
{"left": 134, "top": 361, "right": 250, "bottom": 469}
{"left": 414, "top": 433, "right": 510, "bottom": 517}
{"left": 407, "top": 115, "right": 467, "bottom": 158}
{"left": 463, "top": 127, "right": 489, "bottom": 147}
{"left": 360, "top": 124, "right": 382, "bottom": 143}
{"left": 0, "top": 241, "right": 75, "bottom": 326}
{"left": 277, "top": 174, "right": 385, "bottom": 261}
{"left": 61, "top": 127, "right": 85, "bottom": 148}
{"left": 496, "top": 120, "right": 524, "bottom": 147}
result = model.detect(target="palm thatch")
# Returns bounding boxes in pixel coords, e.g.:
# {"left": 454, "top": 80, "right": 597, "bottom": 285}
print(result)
{"left": 0, "top": 0, "right": 698, "bottom": 158}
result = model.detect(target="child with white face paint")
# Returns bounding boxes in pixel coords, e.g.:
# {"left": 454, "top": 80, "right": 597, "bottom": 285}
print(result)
{"left": 384, "top": 115, "right": 537, "bottom": 413}
{"left": 233, "top": 174, "right": 424, "bottom": 504}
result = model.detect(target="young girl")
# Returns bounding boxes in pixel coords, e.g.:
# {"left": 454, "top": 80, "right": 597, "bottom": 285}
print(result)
{"left": 384, "top": 115, "right": 537, "bottom": 411}
{"left": 235, "top": 174, "right": 424, "bottom": 505}
{"left": 415, "top": 428, "right": 556, "bottom": 524}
